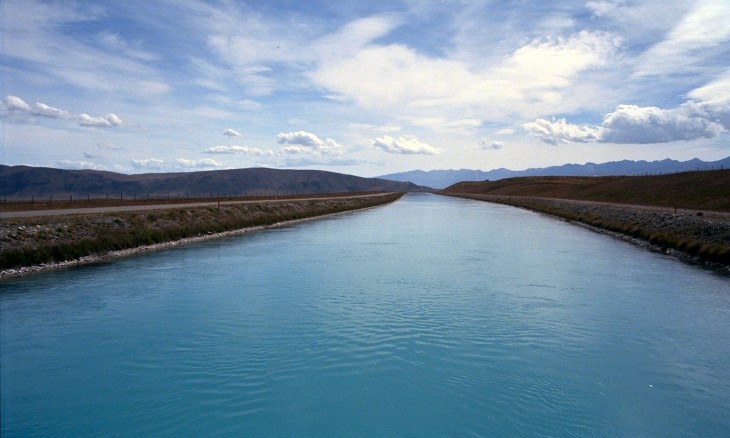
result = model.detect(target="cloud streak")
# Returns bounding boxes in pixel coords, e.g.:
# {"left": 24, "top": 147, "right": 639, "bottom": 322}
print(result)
{"left": 204, "top": 145, "right": 272, "bottom": 155}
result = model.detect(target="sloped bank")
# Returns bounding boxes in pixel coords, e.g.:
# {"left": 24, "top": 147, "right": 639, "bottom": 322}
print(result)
{"left": 446, "top": 194, "right": 730, "bottom": 270}
{"left": 1, "top": 193, "right": 403, "bottom": 278}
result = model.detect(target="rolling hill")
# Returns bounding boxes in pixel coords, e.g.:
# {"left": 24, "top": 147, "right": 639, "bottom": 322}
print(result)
{"left": 0, "top": 166, "right": 424, "bottom": 198}
{"left": 441, "top": 170, "right": 730, "bottom": 211}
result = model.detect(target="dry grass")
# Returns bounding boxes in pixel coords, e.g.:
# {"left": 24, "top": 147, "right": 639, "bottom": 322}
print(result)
{"left": 443, "top": 170, "right": 730, "bottom": 211}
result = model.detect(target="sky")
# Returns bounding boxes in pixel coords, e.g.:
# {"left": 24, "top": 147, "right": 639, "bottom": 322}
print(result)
{"left": 1, "top": 0, "right": 729, "bottom": 177}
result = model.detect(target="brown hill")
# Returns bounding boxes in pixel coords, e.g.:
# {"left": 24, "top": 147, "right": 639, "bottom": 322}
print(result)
{"left": 442, "top": 170, "right": 730, "bottom": 212}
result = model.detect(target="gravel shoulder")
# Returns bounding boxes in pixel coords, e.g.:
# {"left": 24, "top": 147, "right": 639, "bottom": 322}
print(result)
{"left": 1, "top": 193, "right": 402, "bottom": 279}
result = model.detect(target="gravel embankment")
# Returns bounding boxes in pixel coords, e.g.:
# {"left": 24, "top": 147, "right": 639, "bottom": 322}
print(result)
{"left": 449, "top": 194, "right": 730, "bottom": 269}
{"left": 1, "top": 194, "right": 403, "bottom": 278}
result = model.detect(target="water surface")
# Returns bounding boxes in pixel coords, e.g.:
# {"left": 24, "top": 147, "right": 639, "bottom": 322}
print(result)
{"left": 2, "top": 194, "right": 729, "bottom": 436}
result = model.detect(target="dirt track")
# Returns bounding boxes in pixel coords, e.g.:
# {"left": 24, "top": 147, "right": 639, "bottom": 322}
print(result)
{"left": 0, "top": 193, "right": 392, "bottom": 219}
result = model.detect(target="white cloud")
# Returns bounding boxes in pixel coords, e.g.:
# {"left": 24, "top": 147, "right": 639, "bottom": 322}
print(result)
{"left": 204, "top": 145, "right": 272, "bottom": 155}
{"left": 523, "top": 118, "right": 603, "bottom": 145}
{"left": 79, "top": 113, "right": 123, "bottom": 127}
{"left": 223, "top": 128, "right": 241, "bottom": 137}
{"left": 277, "top": 130, "right": 327, "bottom": 147}
{"left": 310, "top": 30, "right": 621, "bottom": 123}
{"left": 3, "top": 95, "right": 32, "bottom": 112}
{"left": 1, "top": 95, "right": 71, "bottom": 119}
{"left": 276, "top": 131, "right": 349, "bottom": 165}
{"left": 276, "top": 131, "right": 345, "bottom": 156}
{"left": 600, "top": 104, "right": 725, "bottom": 143}
{"left": 33, "top": 102, "right": 72, "bottom": 119}
{"left": 495, "top": 128, "right": 516, "bottom": 135}
{"left": 176, "top": 158, "right": 224, "bottom": 169}
{"left": 525, "top": 100, "right": 729, "bottom": 145}
{"left": 1, "top": 95, "right": 123, "bottom": 127}
{"left": 635, "top": 1, "right": 730, "bottom": 77}
{"left": 370, "top": 135, "right": 441, "bottom": 155}
{"left": 687, "top": 69, "right": 730, "bottom": 105}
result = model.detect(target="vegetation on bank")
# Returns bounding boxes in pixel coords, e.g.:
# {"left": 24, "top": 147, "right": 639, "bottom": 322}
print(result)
{"left": 449, "top": 194, "right": 730, "bottom": 267}
{"left": 442, "top": 170, "right": 730, "bottom": 267}
{"left": 1, "top": 194, "right": 403, "bottom": 272}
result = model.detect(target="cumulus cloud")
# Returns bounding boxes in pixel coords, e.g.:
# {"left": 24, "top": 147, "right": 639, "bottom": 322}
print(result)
{"left": 3, "top": 95, "right": 32, "bottom": 112}
{"left": 370, "top": 135, "right": 441, "bottom": 155}
{"left": 204, "top": 145, "right": 272, "bottom": 155}
{"left": 79, "top": 113, "right": 123, "bottom": 127}
{"left": 523, "top": 118, "right": 603, "bottom": 145}
{"left": 524, "top": 101, "right": 729, "bottom": 145}
{"left": 1, "top": 95, "right": 123, "bottom": 127}
{"left": 2, "top": 95, "right": 70, "bottom": 119}
{"left": 277, "top": 131, "right": 326, "bottom": 147}
{"left": 223, "top": 128, "right": 241, "bottom": 137}
{"left": 599, "top": 104, "right": 724, "bottom": 143}
{"left": 276, "top": 131, "right": 345, "bottom": 156}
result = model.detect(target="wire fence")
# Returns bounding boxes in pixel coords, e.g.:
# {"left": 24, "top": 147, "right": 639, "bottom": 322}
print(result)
{"left": 1, "top": 190, "right": 384, "bottom": 205}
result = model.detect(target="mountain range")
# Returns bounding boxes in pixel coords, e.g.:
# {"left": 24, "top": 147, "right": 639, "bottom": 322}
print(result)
{"left": 379, "top": 156, "right": 730, "bottom": 189}
{"left": 0, "top": 166, "right": 423, "bottom": 198}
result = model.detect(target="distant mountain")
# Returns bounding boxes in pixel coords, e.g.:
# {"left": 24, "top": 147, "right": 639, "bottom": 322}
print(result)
{"left": 379, "top": 156, "right": 730, "bottom": 189}
{"left": 0, "top": 166, "right": 424, "bottom": 198}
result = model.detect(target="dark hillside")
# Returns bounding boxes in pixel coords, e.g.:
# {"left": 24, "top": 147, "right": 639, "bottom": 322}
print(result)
{"left": 0, "top": 166, "right": 423, "bottom": 198}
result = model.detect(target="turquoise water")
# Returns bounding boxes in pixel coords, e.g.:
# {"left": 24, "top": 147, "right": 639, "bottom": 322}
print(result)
{"left": 2, "top": 194, "right": 729, "bottom": 437}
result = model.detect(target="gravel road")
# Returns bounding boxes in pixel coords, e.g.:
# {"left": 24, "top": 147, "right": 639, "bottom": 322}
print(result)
{"left": 0, "top": 193, "right": 392, "bottom": 219}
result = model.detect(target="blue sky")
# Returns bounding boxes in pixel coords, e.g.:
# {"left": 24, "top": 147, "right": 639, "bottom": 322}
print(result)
{"left": 1, "top": 0, "right": 729, "bottom": 176}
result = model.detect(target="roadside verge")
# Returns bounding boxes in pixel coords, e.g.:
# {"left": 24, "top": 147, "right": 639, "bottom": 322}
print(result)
{"left": 1, "top": 193, "right": 403, "bottom": 278}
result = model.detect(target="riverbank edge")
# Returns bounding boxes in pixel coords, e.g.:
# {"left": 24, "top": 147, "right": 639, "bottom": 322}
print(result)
{"left": 1, "top": 193, "right": 403, "bottom": 279}
{"left": 445, "top": 193, "right": 730, "bottom": 272}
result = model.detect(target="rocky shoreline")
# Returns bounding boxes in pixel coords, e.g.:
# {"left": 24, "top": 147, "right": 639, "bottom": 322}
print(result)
{"left": 1, "top": 194, "right": 403, "bottom": 279}
{"left": 448, "top": 194, "right": 730, "bottom": 271}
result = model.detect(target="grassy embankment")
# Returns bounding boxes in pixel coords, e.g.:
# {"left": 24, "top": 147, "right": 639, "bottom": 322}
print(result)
{"left": 1, "top": 193, "right": 403, "bottom": 272}
{"left": 442, "top": 170, "right": 730, "bottom": 266}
